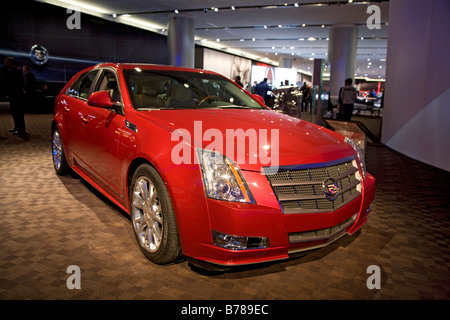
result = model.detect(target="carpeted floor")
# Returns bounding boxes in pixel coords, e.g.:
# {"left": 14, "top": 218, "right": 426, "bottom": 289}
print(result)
{"left": 0, "top": 106, "right": 449, "bottom": 300}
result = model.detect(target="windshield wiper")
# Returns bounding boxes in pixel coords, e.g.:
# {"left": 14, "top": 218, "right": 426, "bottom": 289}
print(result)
{"left": 216, "top": 105, "right": 261, "bottom": 109}
{"left": 135, "top": 107, "right": 161, "bottom": 111}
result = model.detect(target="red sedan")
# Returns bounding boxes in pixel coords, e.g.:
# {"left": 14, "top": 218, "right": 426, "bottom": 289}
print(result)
{"left": 52, "top": 63, "right": 375, "bottom": 269}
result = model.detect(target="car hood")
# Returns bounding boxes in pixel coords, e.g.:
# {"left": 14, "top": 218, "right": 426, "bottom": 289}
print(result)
{"left": 137, "top": 108, "right": 355, "bottom": 171}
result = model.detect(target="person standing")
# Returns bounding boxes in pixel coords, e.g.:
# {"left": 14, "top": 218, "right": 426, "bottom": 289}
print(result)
{"left": 234, "top": 75, "right": 243, "bottom": 87}
{"left": 300, "top": 82, "right": 311, "bottom": 112}
{"left": 250, "top": 81, "right": 258, "bottom": 94}
{"left": 337, "top": 78, "right": 357, "bottom": 121}
{"left": 254, "top": 78, "right": 270, "bottom": 104}
{"left": 1, "top": 57, "right": 27, "bottom": 136}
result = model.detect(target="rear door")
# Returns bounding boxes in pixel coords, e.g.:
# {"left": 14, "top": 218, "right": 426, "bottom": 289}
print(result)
{"left": 62, "top": 69, "right": 99, "bottom": 160}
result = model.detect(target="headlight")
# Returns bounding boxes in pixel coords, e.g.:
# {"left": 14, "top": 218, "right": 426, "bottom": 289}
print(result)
{"left": 345, "top": 137, "right": 366, "bottom": 178}
{"left": 196, "top": 149, "right": 255, "bottom": 203}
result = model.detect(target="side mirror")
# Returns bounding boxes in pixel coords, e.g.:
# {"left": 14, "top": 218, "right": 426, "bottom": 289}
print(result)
{"left": 252, "top": 94, "right": 265, "bottom": 106}
{"left": 87, "top": 91, "right": 114, "bottom": 108}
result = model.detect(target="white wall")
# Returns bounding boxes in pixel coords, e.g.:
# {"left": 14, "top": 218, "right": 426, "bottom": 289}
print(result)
{"left": 202, "top": 48, "right": 252, "bottom": 87}
{"left": 382, "top": 0, "right": 450, "bottom": 171}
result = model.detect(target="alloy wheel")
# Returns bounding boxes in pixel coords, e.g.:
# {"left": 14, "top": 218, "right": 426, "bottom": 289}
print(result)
{"left": 131, "top": 176, "right": 163, "bottom": 253}
{"left": 52, "top": 130, "right": 63, "bottom": 171}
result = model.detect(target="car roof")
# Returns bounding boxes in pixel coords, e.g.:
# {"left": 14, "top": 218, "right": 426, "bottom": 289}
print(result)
{"left": 93, "top": 62, "right": 217, "bottom": 75}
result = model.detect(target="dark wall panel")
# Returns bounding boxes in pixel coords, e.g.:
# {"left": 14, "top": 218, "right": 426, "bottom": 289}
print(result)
{"left": 1, "top": 0, "right": 168, "bottom": 96}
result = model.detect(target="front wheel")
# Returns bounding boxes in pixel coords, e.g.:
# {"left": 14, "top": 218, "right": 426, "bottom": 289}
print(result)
{"left": 129, "top": 164, "right": 181, "bottom": 264}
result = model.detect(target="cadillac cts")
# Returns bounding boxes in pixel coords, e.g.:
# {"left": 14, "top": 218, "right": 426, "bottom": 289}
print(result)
{"left": 52, "top": 63, "right": 375, "bottom": 269}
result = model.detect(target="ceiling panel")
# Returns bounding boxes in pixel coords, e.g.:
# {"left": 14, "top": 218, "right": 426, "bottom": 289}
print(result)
{"left": 38, "top": 0, "right": 390, "bottom": 79}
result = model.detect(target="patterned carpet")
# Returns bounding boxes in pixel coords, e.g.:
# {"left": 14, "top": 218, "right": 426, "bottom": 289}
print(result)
{"left": 0, "top": 106, "right": 449, "bottom": 301}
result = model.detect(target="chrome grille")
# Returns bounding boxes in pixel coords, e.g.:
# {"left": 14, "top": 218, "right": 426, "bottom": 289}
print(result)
{"left": 266, "top": 158, "right": 361, "bottom": 214}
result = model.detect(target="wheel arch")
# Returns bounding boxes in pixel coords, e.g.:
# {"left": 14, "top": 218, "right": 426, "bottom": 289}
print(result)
{"left": 127, "top": 157, "right": 153, "bottom": 193}
{"left": 126, "top": 157, "right": 173, "bottom": 209}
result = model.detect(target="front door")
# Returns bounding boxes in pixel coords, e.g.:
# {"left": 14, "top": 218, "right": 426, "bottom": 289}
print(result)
{"left": 75, "top": 69, "right": 125, "bottom": 202}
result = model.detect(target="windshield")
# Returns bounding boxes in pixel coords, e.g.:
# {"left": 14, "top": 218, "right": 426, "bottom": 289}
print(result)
{"left": 123, "top": 69, "right": 263, "bottom": 110}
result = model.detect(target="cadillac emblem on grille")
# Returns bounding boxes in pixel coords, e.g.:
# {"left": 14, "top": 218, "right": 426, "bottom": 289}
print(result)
{"left": 323, "top": 178, "right": 340, "bottom": 200}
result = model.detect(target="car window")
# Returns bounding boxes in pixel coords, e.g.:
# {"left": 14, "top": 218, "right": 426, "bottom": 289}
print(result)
{"left": 123, "top": 69, "right": 263, "bottom": 110}
{"left": 94, "top": 69, "right": 122, "bottom": 103}
{"left": 66, "top": 70, "right": 98, "bottom": 100}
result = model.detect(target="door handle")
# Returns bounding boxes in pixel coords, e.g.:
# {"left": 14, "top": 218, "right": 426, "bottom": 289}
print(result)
{"left": 80, "top": 115, "right": 88, "bottom": 124}
{"left": 63, "top": 106, "right": 70, "bottom": 113}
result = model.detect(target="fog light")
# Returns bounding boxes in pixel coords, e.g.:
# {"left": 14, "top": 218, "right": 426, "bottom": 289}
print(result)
{"left": 212, "top": 230, "right": 269, "bottom": 250}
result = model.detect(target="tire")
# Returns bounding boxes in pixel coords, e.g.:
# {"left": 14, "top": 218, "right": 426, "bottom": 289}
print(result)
{"left": 52, "top": 127, "right": 70, "bottom": 175}
{"left": 129, "top": 164, "right": 181, "bottom": 264}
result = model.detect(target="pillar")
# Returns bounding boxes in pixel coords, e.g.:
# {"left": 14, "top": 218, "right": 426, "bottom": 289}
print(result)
{"left": 167, "top": 15, "right": 195, "bottom": 67}
{"left": 312, "top": 58, "right": 324, "bottom": 125}
{"left": 381, "top": 0, "right": 450, "bottom": 171}
{"left": 327, "top": 25, "right": 358, "bottom": 103}
{"left": 279, "top": 57, "right": 292, "bottom": 69}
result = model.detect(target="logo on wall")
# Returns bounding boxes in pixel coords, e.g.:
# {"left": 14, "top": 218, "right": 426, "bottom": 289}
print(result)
{"left": 29, "top": 45, "right": 49, "bottom": 65}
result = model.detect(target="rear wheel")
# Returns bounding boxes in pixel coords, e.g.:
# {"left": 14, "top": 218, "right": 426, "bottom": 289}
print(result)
{"left": 129, "top": 164, "right": 181, "bottom": 264}
{"left": 52, "top": 127, "right": 70, "bottom": 175}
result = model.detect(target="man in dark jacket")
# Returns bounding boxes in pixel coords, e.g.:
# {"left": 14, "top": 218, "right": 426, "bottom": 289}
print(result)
{"left": 1, "top": 57, "right": 27, "bottom": 136}
{"left": 254, "top": 78, "right": 270, "bottom": 104}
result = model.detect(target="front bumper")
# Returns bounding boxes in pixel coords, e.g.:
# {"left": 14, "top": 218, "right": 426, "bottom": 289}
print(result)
{"left": 172, "top": 169, "right": 375, "bottom": 268}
